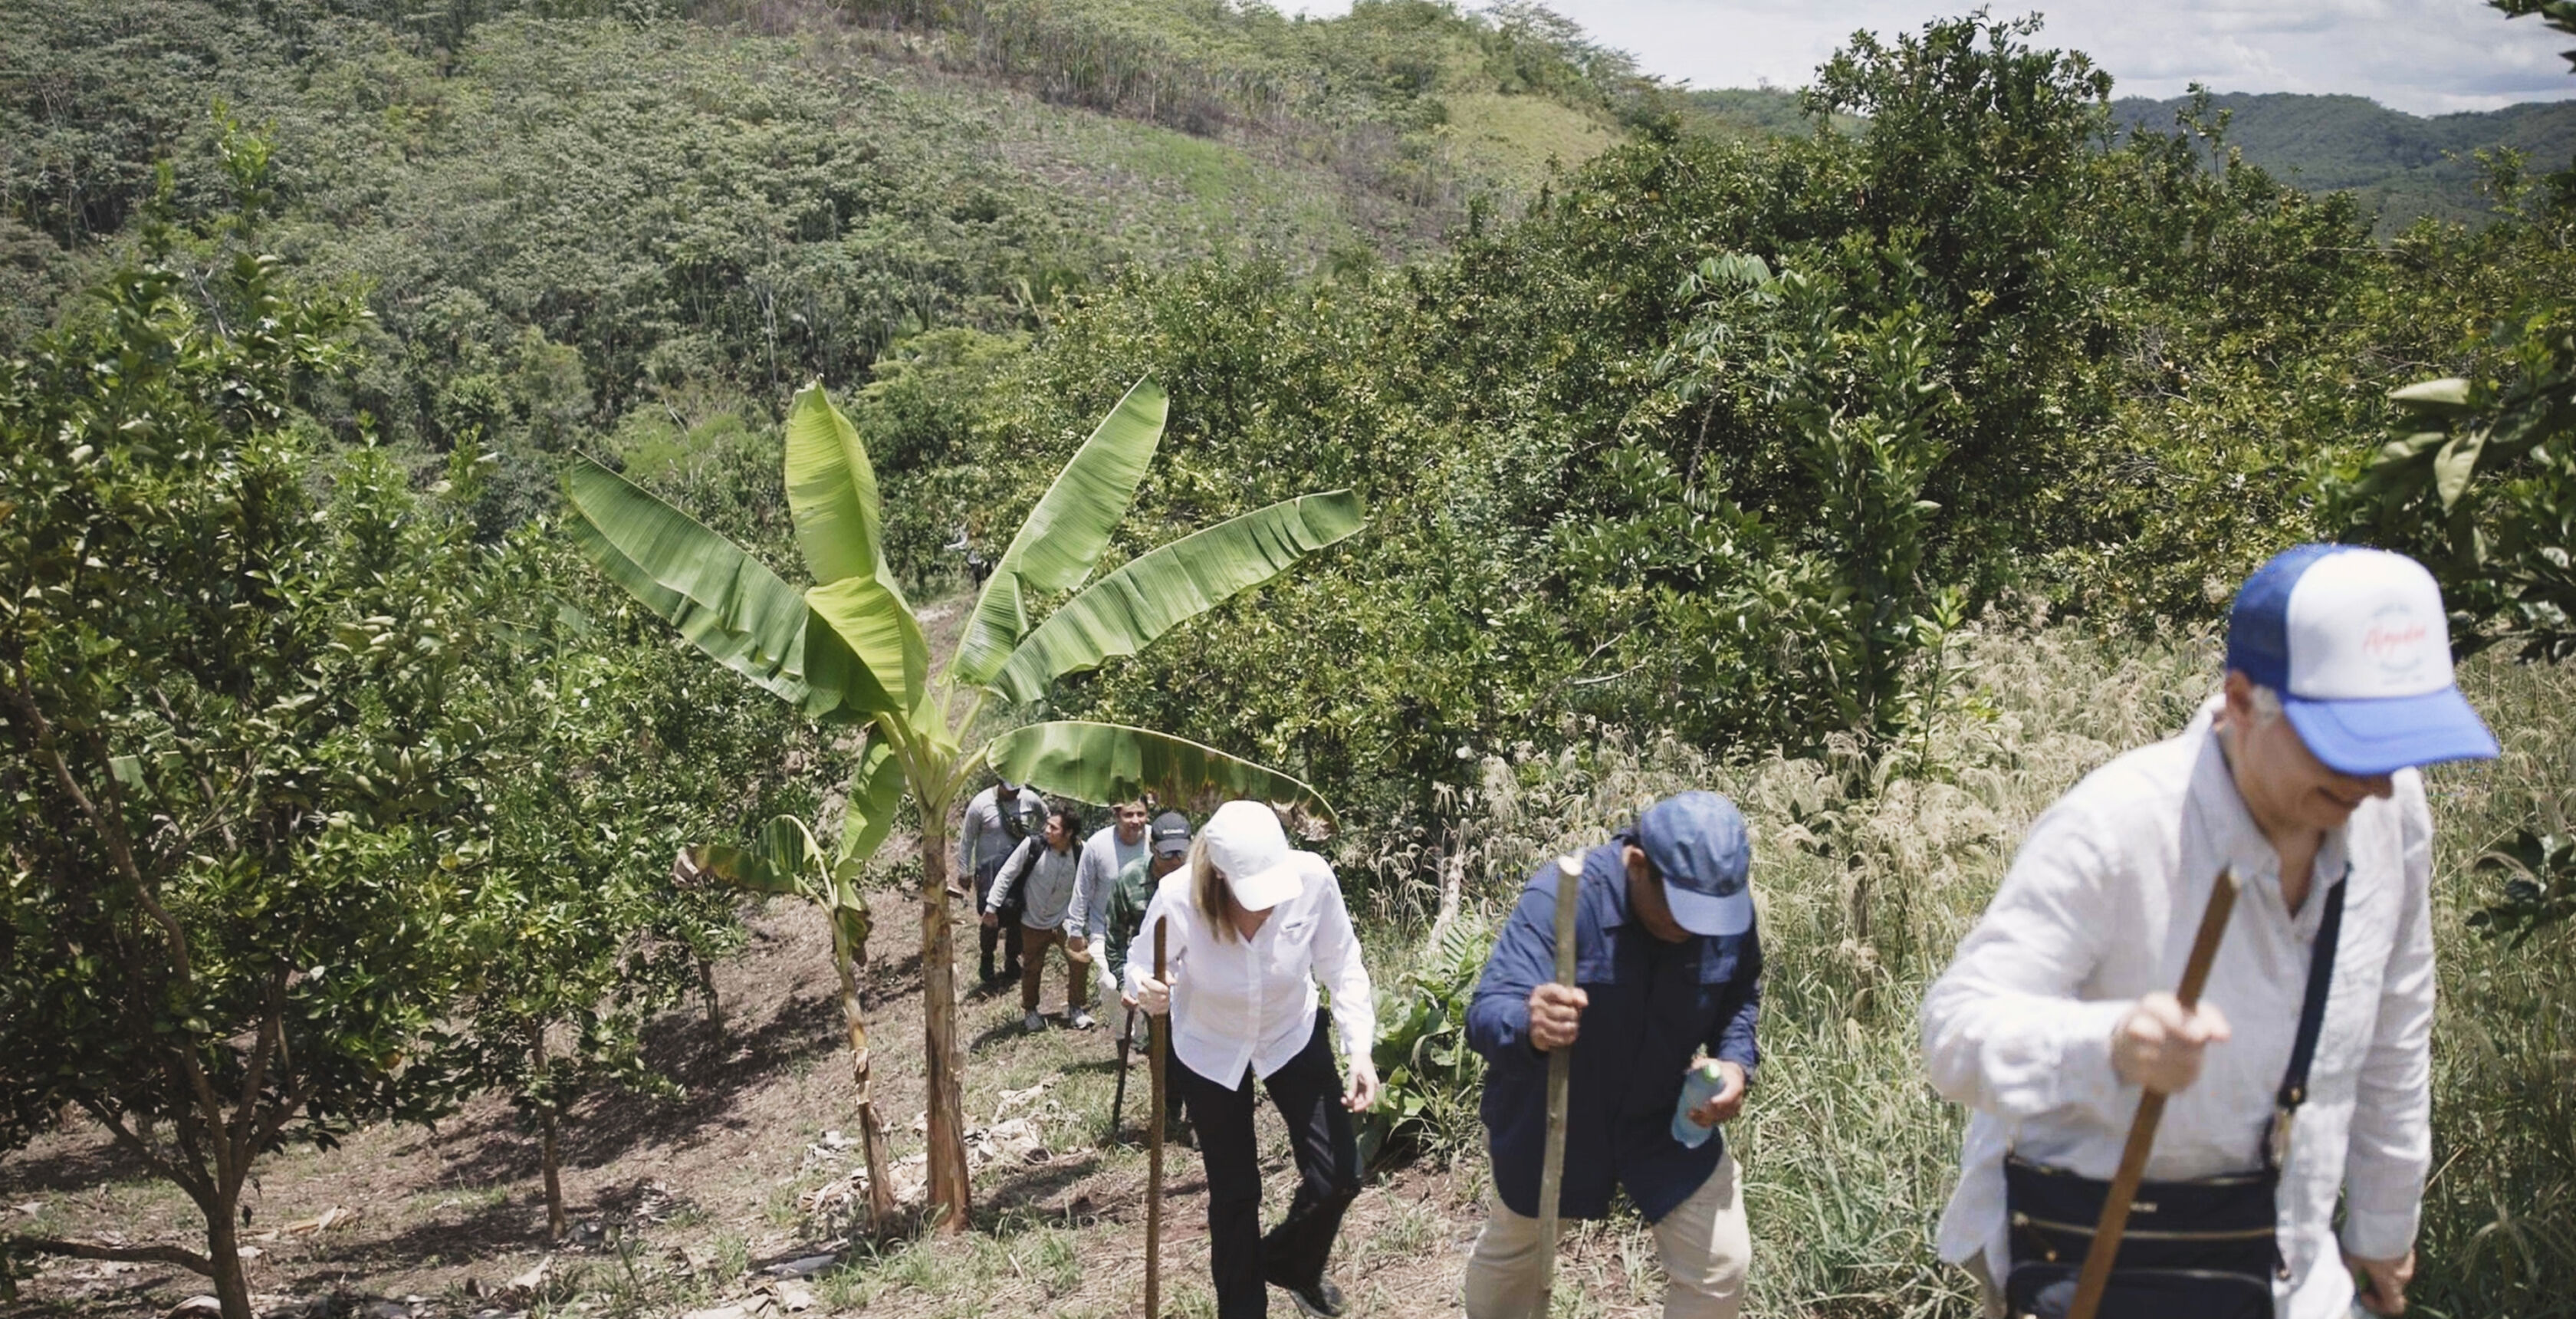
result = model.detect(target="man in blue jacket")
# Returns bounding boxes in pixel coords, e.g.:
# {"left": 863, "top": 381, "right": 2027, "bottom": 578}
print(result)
{"left": 1463, "top": 791, "right": 1763, "bottom": 1319}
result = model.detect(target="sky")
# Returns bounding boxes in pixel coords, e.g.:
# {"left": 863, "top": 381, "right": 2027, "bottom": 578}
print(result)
{"left": 1273, "top": 1, "right": 2576, "bottom": 115}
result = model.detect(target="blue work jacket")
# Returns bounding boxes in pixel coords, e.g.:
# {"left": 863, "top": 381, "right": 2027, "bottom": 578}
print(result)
{"left": 1465, "top": 838, "right": 1763, "bottom": 1223}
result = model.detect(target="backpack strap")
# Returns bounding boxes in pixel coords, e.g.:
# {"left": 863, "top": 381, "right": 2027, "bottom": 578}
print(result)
{"left": 2267, "top": 863, "right": 2349, "bottom": 1170}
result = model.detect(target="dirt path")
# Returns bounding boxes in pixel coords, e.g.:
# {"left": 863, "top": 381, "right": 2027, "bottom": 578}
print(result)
{"left": 0, "top": 890, "right": 1554, "bottom": 1319}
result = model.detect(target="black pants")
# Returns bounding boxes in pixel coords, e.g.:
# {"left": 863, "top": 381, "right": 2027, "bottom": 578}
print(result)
{"left": 1174, "top": 1013, "right": 1360, "bottom": 1319}
{"left": 975, "top": 861, "right": 1022, "bottom": 977}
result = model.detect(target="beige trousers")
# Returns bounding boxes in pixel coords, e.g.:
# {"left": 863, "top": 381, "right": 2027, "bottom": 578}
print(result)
{"left": 1963, "top": 1252, "right": 2008, "bottom": 1319}
{"left": 1462, "top": 1150, "right": 1750, "bottom": 1319}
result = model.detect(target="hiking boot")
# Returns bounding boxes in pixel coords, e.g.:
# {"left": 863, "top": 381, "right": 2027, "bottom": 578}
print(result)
{"left": 1066, "top": 1008, "right": 1097, "bottom": 1031}
{"left": 1022, "top": 1010, "right": 1046, "bottom": 1035}
{"left": 1273, "top": 1274, "right": 1346, "bottom": 1319}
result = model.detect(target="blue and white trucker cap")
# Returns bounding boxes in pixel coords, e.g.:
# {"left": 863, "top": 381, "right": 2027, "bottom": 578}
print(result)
{"left": 2226, "top": 544, "right": 2499, "bottom": 776}
{"left": 1634, "top": 791, "right": 1755, "bottom": 937}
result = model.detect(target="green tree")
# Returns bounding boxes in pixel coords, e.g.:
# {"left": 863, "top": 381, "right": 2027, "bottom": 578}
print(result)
{"left": 2327, "top": 0, "right": 2576, "bottom": 663}
{"left": 562, "top": 377, "right": 1362, "bottom": 1231}
{"left": 447, "top": 528, "right": 770, "bottom": 1241}
{"left": 0, "top": 230, "right": 484, "bottom": 1319}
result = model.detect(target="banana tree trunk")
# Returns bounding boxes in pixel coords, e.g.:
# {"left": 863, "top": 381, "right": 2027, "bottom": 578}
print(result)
{"left": 829, "top": 922, "right": 897, "bottom": 1229}
{"left": 918, "top": 821, "right": 971, "bottom": 1232}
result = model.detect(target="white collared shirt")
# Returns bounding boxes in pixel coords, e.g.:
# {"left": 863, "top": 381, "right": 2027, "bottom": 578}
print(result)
{"left": 1125, "top": 853, "right": 1375, "bottom": 1089}
{"left": 1070, "top": 825, "right": 1146, "bottom": 940}
{"left": 1921, "top": 701, "right": 2434, "bottom": 1319}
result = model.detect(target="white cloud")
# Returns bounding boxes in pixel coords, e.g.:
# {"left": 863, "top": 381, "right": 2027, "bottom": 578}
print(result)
{"left": 1269, "top": 0, "right": 2576, "bottom": 114}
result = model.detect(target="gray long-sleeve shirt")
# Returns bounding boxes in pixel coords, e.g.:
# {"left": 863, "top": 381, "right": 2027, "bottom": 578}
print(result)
{"left": 958, "top": 785, "right": 1043, "bottom": 882}
{"left": 986, "top": 836, "right": 1083, "bottom": 932}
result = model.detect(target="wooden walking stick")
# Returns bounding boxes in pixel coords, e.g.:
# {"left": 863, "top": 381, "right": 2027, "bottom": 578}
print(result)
{"left": 1111, "top": 1003, "right": 1137, "bottom": 1138}
{"left": 2063, "top": 869, "right": 2241, "bottom": 1319}
{"left": 1533, "top": 854, "right": 1583, "bottom": 1314}
{"left": 1145, "top": 916, "right": 1170, "bottom": 1319}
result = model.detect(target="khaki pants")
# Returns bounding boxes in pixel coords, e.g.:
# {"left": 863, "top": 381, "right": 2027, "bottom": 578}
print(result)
{"left": 1018, "top": 926, "right": 1092, "bottom": 1015}
{"left": 1963, "top": 1252, "right": 2007, "bottom": 1319}
{"left": 1463, "top": 1150, "right": 1750, "bottom": 1319}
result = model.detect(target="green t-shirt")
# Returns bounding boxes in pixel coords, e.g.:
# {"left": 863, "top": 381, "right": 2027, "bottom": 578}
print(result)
{"left": 1102, "top": 853, "right": 1167, "bottom": 986}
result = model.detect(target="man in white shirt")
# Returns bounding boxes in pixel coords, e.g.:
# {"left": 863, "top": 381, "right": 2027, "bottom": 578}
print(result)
{"left": 1922, "top": 544, "right": 2499, "bottom": 1318}
{"left": 959, "top": 778, "right": 1044, "bottom": 986}
{"left": 1070, "top": 798, "right": 1151, "bottom": 1010}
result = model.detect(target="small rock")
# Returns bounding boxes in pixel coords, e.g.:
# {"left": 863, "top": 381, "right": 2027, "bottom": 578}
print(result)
{"left": 507, "top": 1258, "right": 551, "bottom": 1292}
{"left": 775, "top": 1282, "right": 816, "bottom": 1312}
{"left": 363, "top": 1301, "right": 412, "bottom": 1319}
{"left": 169, "top": 1298, "right": 224, "bottom": 1318}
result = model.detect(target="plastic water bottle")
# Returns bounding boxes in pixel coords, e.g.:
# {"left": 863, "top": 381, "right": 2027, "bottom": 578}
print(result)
{"left": 1671, "top": 1058, "right": 1728, "bottom": 1148}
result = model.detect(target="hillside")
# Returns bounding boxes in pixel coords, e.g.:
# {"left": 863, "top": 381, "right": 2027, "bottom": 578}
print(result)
{"left": 0, "top": 0, "right": 1641, "bottom": 471}
{"left": 2114, "top": 90, "right": 2576, "bottom": 232}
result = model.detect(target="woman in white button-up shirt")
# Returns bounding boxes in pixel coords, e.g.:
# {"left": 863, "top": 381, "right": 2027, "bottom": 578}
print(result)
{"left": 1129, "top": 800, "right": 1379, "bottom": 1319}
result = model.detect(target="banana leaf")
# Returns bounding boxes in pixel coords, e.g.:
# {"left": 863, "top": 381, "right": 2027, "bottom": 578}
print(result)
{"left": 987, "top": 491, "right": 1362, "bottom": 705}
{"left": 836, "top": 737, "right": 909, "bottom": 869}
{"left": 986, "top": 719, "right": 1334, "bottom": 825}
{"left": 783, "top": 382, "right": 886, "bottom": 587}
{"left": 564, "top": 456, "right": 885, "bottom": 721}
{"left": 949, "top": 378, "right": 1168, "bottom": 687}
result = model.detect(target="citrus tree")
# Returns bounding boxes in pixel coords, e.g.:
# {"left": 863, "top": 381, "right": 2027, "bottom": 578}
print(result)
{"left": 563, "top": 377, "right": 1361, "bottom": 1231}
{"left": 0, "top": 229, "right": 485, "bottom": 1319}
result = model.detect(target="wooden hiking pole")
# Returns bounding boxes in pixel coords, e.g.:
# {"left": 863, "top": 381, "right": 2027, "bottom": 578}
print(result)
{"left": 1534, "top": 854, "right": 1583, "bottom": 1314}
{"left": 1145, "top": 916, "right": 1170, "bottom": 1319}
{"left": 2065, "top": 869, "right": 2241, "bottom": 1319}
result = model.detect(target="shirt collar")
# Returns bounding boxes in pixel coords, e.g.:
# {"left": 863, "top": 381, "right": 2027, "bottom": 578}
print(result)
{"left": 2187, "top": 696, "right": 2353, "bottom": 921}
{"left": 1592, "top": 840, "right": 1631, "bottom": 931}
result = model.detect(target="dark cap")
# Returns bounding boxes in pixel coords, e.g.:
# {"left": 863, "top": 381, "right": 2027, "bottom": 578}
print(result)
{"left": 1635, "top": 791, "right": 1753, "bottom": 937}
{"left": 1149, "top": 811, "right": 1192, "bottom": 857}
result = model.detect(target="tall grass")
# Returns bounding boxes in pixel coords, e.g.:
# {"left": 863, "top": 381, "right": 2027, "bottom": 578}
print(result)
{"left": 1356, "top": 620, "right": 2574, "bottom": 1317}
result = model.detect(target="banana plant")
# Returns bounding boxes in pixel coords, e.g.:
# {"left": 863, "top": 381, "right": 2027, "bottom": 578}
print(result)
{"left": 564, "top": 377, "right": 1362, "bottom": 1232}
{"left": 676, "top": 805, "right": 899, "bottom": 1229}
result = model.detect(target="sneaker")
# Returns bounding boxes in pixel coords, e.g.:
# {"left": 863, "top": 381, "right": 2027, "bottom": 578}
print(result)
{"left": 1067, "top": 1009, "right": 1097, "bottom": 1031}
{"left": 1022, "top": 1011, "right": 1045, "bottom": 1035}
{"left": 1274, "top": 1274, "right": 1346, "bottom": 1319}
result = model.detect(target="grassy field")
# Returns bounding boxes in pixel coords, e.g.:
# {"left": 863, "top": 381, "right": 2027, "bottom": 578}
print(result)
{"left": 5, "top": 620, "right": 2569, "bottom": 1318}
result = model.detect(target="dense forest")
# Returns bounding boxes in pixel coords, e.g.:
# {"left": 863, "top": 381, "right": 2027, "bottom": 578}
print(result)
{"left": 5, "top": 1, "right": 2574, "bottom": 1317}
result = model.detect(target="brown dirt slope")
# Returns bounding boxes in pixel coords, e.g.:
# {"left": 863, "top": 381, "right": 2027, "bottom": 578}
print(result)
{"left": 0, "top": 886, "right": 1551, "bottom": 1319}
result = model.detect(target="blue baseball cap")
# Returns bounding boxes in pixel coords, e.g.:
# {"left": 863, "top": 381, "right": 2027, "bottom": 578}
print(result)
{"left": 2226, "top": 544, "right": 2499, "bottom": 776}
{"left": 1635, "top": 791, "right": 1754, "bottom": 937}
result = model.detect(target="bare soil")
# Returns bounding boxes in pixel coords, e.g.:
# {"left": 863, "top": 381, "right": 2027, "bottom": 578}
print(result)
{"left": 0, "top": 889, "right": 1541, "bottom": 1319}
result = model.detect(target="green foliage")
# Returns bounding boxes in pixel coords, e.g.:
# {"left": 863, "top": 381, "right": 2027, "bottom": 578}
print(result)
{"left": 2323, "top": 0, "right": 2576, "bottom": 664}
{"left": 2331, "top": 306, "right": 2576, "bottom": 660}
{"left": 566, "top": 373, "right": 1361, "bottom": 1227}
{"left": 2469, "top": 824, "right": 2576, "bottom": 942}
{"left": 863, "top": 12, "right": 2435, "bottom": 840}
{"left": 1354, "top": 913, "right": 1491, "bottom": 1169}
{"left": 0, "top": 201, "right": 481, "bottom": 1317}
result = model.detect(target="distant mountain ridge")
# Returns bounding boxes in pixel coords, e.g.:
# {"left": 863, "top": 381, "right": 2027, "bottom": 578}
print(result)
{"left": 2112, "top": 91, "right": 2576, "bottom": 232}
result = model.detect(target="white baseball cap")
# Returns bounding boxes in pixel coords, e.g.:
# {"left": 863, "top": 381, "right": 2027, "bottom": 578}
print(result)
{"left": 1201, "top": 800, "right": 1307, "bottom": 912}
{"left": 2225, "top": 544, "right": 2499, "bottom": 775}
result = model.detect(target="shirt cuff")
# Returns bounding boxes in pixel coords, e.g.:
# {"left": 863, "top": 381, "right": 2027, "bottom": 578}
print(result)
{"left": 2339, "top": 1205, "right": 2419, "bottom": 1263}
{"left": 2054, "top": 998, "right": 2139, "bottom": 1118}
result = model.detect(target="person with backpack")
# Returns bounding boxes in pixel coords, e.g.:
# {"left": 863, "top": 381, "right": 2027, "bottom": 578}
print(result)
{"left": 960, "top": 777, "right": 1044, "bottom": 987}
{"left": 984, "top": 805, "right": 1097, "bottom": 1033}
